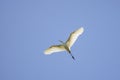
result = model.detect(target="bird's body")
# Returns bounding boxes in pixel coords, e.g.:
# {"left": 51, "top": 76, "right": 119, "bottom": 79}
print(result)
{"left": 44, "top": 27, "right": 84, "bottom": 60}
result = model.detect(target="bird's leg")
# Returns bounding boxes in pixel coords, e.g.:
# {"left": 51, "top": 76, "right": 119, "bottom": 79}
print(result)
{"left": 70, "top": 53, "right": 75, "bottom": 60}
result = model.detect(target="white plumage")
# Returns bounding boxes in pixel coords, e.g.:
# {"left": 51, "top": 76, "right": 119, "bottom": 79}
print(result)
{"left": 44, "top": 45, "right": 66, "bottom": 55}
{"left": 44, "top": 27, "right": 84, "bottom": 60}
{"left": 66, "top": 27, "right": 84, "bottom": 49}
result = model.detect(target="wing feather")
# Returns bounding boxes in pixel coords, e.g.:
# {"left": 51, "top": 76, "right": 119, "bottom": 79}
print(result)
{"left": 66, "top": 27, "right": 84, "bottom": 48}
{"left": 44, "top": 45, "right": 65, "bottom": 55}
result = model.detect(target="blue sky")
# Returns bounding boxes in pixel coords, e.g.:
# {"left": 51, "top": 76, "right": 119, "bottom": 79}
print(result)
{"left": 0, "top": 0, "right": 120, "bottom": 80}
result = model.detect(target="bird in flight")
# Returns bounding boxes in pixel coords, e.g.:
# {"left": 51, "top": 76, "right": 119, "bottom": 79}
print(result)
{"left": 44, "top": 27, "right": 84, "bottom": 60}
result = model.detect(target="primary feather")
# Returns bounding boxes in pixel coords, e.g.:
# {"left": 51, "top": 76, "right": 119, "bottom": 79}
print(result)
{"left": 66, "top": 27, "right": 84, "bottom": 48}
{"left": 44, "top": 45, "right": 65, "bottom": 55}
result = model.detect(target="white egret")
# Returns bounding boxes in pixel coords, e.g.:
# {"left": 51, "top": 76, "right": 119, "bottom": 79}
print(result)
{"left": 44, "top": 27, "right": 84, "bottom": 60}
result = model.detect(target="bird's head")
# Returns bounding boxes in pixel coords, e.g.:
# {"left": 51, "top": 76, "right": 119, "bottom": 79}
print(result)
{"left": 59, "top": 40, "right": 64, "bottom": 44}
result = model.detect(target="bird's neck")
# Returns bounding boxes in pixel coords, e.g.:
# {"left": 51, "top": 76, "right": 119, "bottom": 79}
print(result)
{"left": 63, "top": 44, "right": 71, "bottom": 53}
{"left": 59, "top": 40, "right": 71, "bottom": 53}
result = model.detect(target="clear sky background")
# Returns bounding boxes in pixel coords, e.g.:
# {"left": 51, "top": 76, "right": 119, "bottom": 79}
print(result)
{"left": 0, "top": 0, "right": 120, "bottom": 80}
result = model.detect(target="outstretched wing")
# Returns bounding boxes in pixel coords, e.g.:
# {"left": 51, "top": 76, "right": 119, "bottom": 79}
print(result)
{"left": 66, "top": 27, "right": 84, "bottom": 48}
{"left": 44, "top": 45, "right": 66, "bottom": 55}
